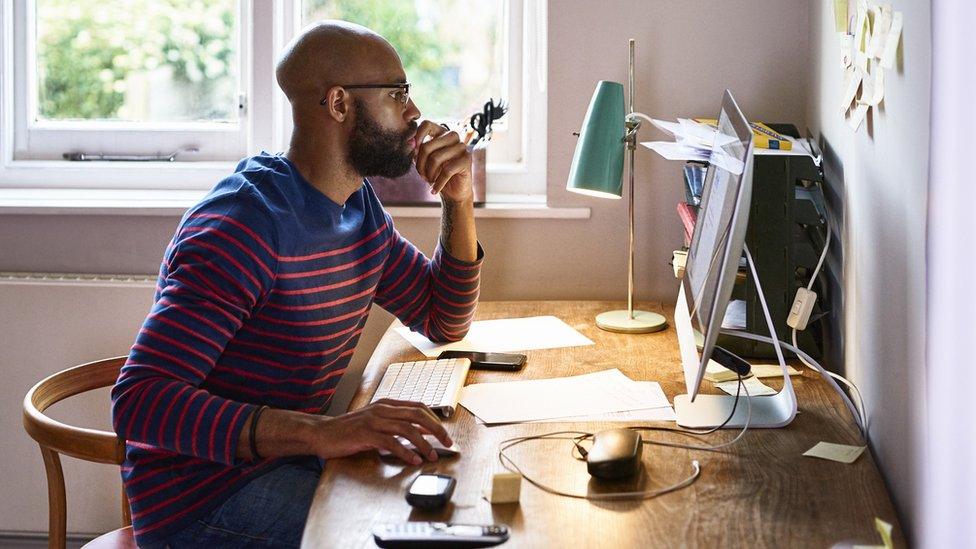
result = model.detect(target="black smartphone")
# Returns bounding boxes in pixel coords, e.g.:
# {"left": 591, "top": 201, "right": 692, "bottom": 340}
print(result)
{"left": 438, "top": 350, "right": 526, "bottom": 371}
{"left": 406, "top": 473, "right": 456, "bottom": 509}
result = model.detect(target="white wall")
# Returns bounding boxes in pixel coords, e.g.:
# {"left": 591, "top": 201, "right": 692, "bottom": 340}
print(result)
{"left": 1, "top": 280, "right": 156, "bottom": 535}
{"left": 0, "top": 0, "right": 813, "bottom": 536}
{"left": 807, "top": 1, "right": 930, "bottom": 544}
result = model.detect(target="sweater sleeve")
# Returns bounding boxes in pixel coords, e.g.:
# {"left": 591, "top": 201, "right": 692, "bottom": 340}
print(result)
{"left": 111, "top": 190, "right": 278, "bottom": 465}
{"left": 373, "top": 213, "right": 483, "bottom": 343}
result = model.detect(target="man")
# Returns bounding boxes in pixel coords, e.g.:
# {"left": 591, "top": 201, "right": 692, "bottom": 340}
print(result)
{"left": 111, "top": 21, "right": 483, "bottom": 547}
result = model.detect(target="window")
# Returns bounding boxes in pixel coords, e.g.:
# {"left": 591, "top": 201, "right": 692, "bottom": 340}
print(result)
{"left": 0, "top": 0, "right": 545, "bottom": 197}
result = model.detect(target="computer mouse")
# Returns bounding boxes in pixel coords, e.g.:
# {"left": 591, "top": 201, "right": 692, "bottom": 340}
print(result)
{"left": 586, "top": 428, "right": 643, "bottom": 479}
{"left": 378, "top": 434, "right": 460, "bottom": 458}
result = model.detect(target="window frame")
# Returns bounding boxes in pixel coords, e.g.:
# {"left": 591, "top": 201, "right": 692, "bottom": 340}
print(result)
{"left": 0, "top": 0, "right": 546, "bottom": 198}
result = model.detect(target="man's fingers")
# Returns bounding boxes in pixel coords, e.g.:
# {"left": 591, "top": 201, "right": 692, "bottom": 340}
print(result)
{"left": 378, "top": 405, "right": 451, "bottom": 446}
{"left": 416, "top": 131, "right": 460, "bottom": 179}
{"left": 380, "top": 420, "right": 437, "bottom": 461}
{"left": 372, "top": 399, "right": 441, "bottom": 423}
{"left": 373, "top": 434, "right": 422, "bottom": 465}
{"left": 426, "top": 142, "right": 469, "bottom": 187}
{"left": 368, "top": 400, "right": 452, "bottom": 446}
{"left": 415, "top": 120, "right": 448, "bottom": 142}
{"left": 432, "top": 156, "right": 471, "bottom": 194}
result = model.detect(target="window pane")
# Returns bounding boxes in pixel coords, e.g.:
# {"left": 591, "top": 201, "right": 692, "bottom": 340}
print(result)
{"left": 302, "top": 0, "right": 504, "bottom": 122}
{"left": 34, "top": 0, "right": 239, "bottom": 123}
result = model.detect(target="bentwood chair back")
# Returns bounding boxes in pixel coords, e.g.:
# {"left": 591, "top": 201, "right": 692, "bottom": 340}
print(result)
{"left": 23, "top": 356, "right": 135, "bottom": 549}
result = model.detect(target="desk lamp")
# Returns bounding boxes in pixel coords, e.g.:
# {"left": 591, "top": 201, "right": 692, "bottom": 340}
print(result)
{"left": 566, "top": 39, "right": 667, "bottom": 334}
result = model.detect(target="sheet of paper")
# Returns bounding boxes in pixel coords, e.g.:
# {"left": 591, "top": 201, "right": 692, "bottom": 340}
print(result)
{"left": 848, "top": 102, "right": 869, "bottom": 131}
{"left": 705, "top": 362, "right": 801, "bottom": 383}
{"left": 858, "top": 64, "right": 875, "bottom": 105}
{"left": 841, "top": 34, "right": 854, "bottom": 67}
{"left": 650, "top": 118, "right": 682, "bottom": 137}
{"left": 839, "top": 67, "right": 861, "bottom": 114}
{"left": 868, "top": 65, "right": 885, "bottom": 106}
{"left": 880, "top": 11, "right": 903, "bottom": 69}
{"left": 803, "top": 441, "right": 867, "bottom": 464}
{"left": 459, "top": 368, "right": 671, "bottom": 424}
{"left": 531, "top": 405, "right": 677, "bottom": 423}
{"left": 640, "top": 141, "right": 710, "bottom": 162}
{"left": 868, "top": 5, "right": 892, "bottom": 58}
{"left": 395, "top": 315, "right": 594, "bottom": 357}
{"left": 715, "top": 376, "right": 777, "bottom": 397}
{"left": 721, "top": 299, "right": 747, "bottom": 329}
{"left": 530, "top": 380, "right": 675, "bottom": 422}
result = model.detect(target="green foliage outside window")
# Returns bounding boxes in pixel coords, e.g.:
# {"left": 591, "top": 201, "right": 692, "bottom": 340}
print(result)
{"left": 304, "top": 0, "right": 491, "bottom": 120}
{"left": 36, "top": 0, "right": 237, "bottom": 121}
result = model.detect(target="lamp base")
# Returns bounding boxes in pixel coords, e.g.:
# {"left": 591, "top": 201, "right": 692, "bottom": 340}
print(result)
{"left": 595, "top": 310, "right": 668, "bottom": 334}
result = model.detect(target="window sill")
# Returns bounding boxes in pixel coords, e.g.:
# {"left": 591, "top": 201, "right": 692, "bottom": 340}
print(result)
{"left": 0, "top": 188, "right": 591, "bottom": 219}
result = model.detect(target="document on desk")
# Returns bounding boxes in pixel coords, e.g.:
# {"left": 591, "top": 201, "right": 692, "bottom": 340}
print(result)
{"left": 395, "top": 315, "right": 594, "bottom": 358}
{"left": 459, "top": 368, "right": 672, "bottom": 425}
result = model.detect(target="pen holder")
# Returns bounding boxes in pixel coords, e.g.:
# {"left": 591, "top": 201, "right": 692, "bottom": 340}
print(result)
{"left": 369, "top": 144, "right": 486, "bottom": 206}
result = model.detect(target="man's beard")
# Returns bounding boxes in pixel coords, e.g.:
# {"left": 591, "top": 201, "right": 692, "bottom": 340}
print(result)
{"left": 347, "top": 99, "right": 416, "bottom": 178}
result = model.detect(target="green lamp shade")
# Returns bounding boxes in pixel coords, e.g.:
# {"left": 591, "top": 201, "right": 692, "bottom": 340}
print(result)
{"left": 566, "top": 80, "right": 626, "bottom": 199}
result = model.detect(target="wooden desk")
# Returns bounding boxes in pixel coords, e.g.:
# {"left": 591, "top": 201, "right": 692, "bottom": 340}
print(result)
{"left": 302, "top": 301, "right": 903, "bottom": 548}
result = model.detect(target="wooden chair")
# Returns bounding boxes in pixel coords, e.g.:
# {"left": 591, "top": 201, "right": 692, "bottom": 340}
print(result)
{"left": 23, "top": 356, "right": 136, "bottom": 549}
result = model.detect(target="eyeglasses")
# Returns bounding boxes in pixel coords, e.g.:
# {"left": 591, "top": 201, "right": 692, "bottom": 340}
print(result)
{"left": 320, "top": 83, "right": 411, "bottom": 106}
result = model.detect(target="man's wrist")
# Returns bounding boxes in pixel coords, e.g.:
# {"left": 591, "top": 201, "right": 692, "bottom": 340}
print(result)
{"left": 441, "top": 195, "right": 474, "bottom": 208}
{"left": 294, "top": 412, "right": 329, "bottom": 456}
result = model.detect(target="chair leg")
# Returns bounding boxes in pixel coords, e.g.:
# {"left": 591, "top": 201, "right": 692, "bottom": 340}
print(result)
{"left": 39, "top": 446, "right": 66, "bottom": 549}
{"left": 121, "top": 486, "right": 131, "bottom": 527}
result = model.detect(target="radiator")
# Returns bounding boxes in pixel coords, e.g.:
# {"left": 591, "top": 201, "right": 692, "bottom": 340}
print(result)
{"left": 0, "top": 271, "right": 390, "bottom": 537}
{"left": 0, "top": 273, "right": 156, "bottom": 536}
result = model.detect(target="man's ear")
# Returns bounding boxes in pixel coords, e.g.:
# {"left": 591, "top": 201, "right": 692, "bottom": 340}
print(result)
{"left": 323, "top": 87, "right": 351, "bottom": 123}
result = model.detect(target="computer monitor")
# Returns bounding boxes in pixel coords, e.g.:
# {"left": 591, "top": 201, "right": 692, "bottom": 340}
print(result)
{"left": 672, "top": 90, "right": 797, "bottom": 429}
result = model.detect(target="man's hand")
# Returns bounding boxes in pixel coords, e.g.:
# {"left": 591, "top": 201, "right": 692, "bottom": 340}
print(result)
{"left": 308, "top": 399, "right": 452, "bottom": 465}
{"left": 414, "top": 120, "right": 473, "bottom": 204}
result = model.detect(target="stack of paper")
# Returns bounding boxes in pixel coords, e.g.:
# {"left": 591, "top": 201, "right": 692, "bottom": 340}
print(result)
{"left": 458, "top": 368, "right": 675, "bottom": 425}
{"left": 642, "top": 117, "right": 816, "bottom": 167}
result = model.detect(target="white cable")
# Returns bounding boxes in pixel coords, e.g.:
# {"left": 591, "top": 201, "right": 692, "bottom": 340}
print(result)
{"left": 723, "top": 329, "right": 867, "bottom": 440}
{"left": 497, "top": 378, "right": 752, "bottom": 502}
{"left": 639, "top": 377, "right": 752, "bottom": 452}
{"left": 792, "top": 327, "right": 868, "bottom": 432}
{"left": 806, "top": 209, "right": 831, "bottom": 293}
{"left": 789, "top": 193, "right": 869, "bottom": 439}
{"left": 628, "top": 111, "right": 656, "bottom": 127}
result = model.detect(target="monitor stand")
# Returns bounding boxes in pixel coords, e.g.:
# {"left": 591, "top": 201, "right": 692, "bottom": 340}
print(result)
{"left": 674, "top": 245, "right": 797, "bottom": 429}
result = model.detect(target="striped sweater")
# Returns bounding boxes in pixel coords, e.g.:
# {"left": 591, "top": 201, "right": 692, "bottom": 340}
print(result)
{"left": 111, "top": 153, "right": 482, "bottom": 545}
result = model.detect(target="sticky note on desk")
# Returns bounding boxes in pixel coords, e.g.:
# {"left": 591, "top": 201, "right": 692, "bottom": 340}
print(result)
{"left": 715, "top": 376, "right": 776, "bottom": 397}
{"left": 852, "top": 517, "right": 894, "bottom": 549}
{"left": 803, "top": 441, "right": 866, "bottom": 464}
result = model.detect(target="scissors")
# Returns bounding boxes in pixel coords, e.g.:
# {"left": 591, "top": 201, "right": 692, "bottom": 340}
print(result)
{"left": 469, "top": 98, "right": 507, "bottom": 146}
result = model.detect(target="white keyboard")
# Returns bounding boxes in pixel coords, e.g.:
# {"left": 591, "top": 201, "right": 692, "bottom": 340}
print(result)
{"left": 370, "top": 358, "right": 472, "bottom": 417}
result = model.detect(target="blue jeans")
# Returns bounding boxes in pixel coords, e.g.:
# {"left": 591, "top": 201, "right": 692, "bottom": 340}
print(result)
{"left": 156, "top": 457, "right": 322, "bottom": 548}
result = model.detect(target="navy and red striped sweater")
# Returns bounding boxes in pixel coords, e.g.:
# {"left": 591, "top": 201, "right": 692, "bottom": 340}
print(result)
{"left": 111, "top": 153, "right": 482, "bottom": 544}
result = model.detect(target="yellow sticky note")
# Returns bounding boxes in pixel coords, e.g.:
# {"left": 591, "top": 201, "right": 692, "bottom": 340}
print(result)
{"left": 875, "top": 517, "right": 894, "bottom": 549}
{"left": 852, "top": 517, "right": 894, "bottom": 549}
{"left": 803, "top": 441, "right": 866, "bottom": 464}
{"left": 834, "top": 0, "right": 850, "bottom": 32}
{"left": 750, "top": 363, "right": 801, "bottom": 378}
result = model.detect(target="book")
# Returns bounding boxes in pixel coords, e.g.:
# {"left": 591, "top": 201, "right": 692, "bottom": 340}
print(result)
{"left": 693, "top": 118, "right": 793, "bottom": 151}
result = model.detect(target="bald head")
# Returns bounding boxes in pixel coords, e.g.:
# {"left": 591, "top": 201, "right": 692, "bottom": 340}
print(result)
{"left": 276, "top": 20, "right": 403, "bottom": 107}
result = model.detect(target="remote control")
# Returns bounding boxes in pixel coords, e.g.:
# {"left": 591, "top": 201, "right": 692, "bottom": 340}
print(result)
{"left": 372, "top": 522, "right": 509, "bottom": 548}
